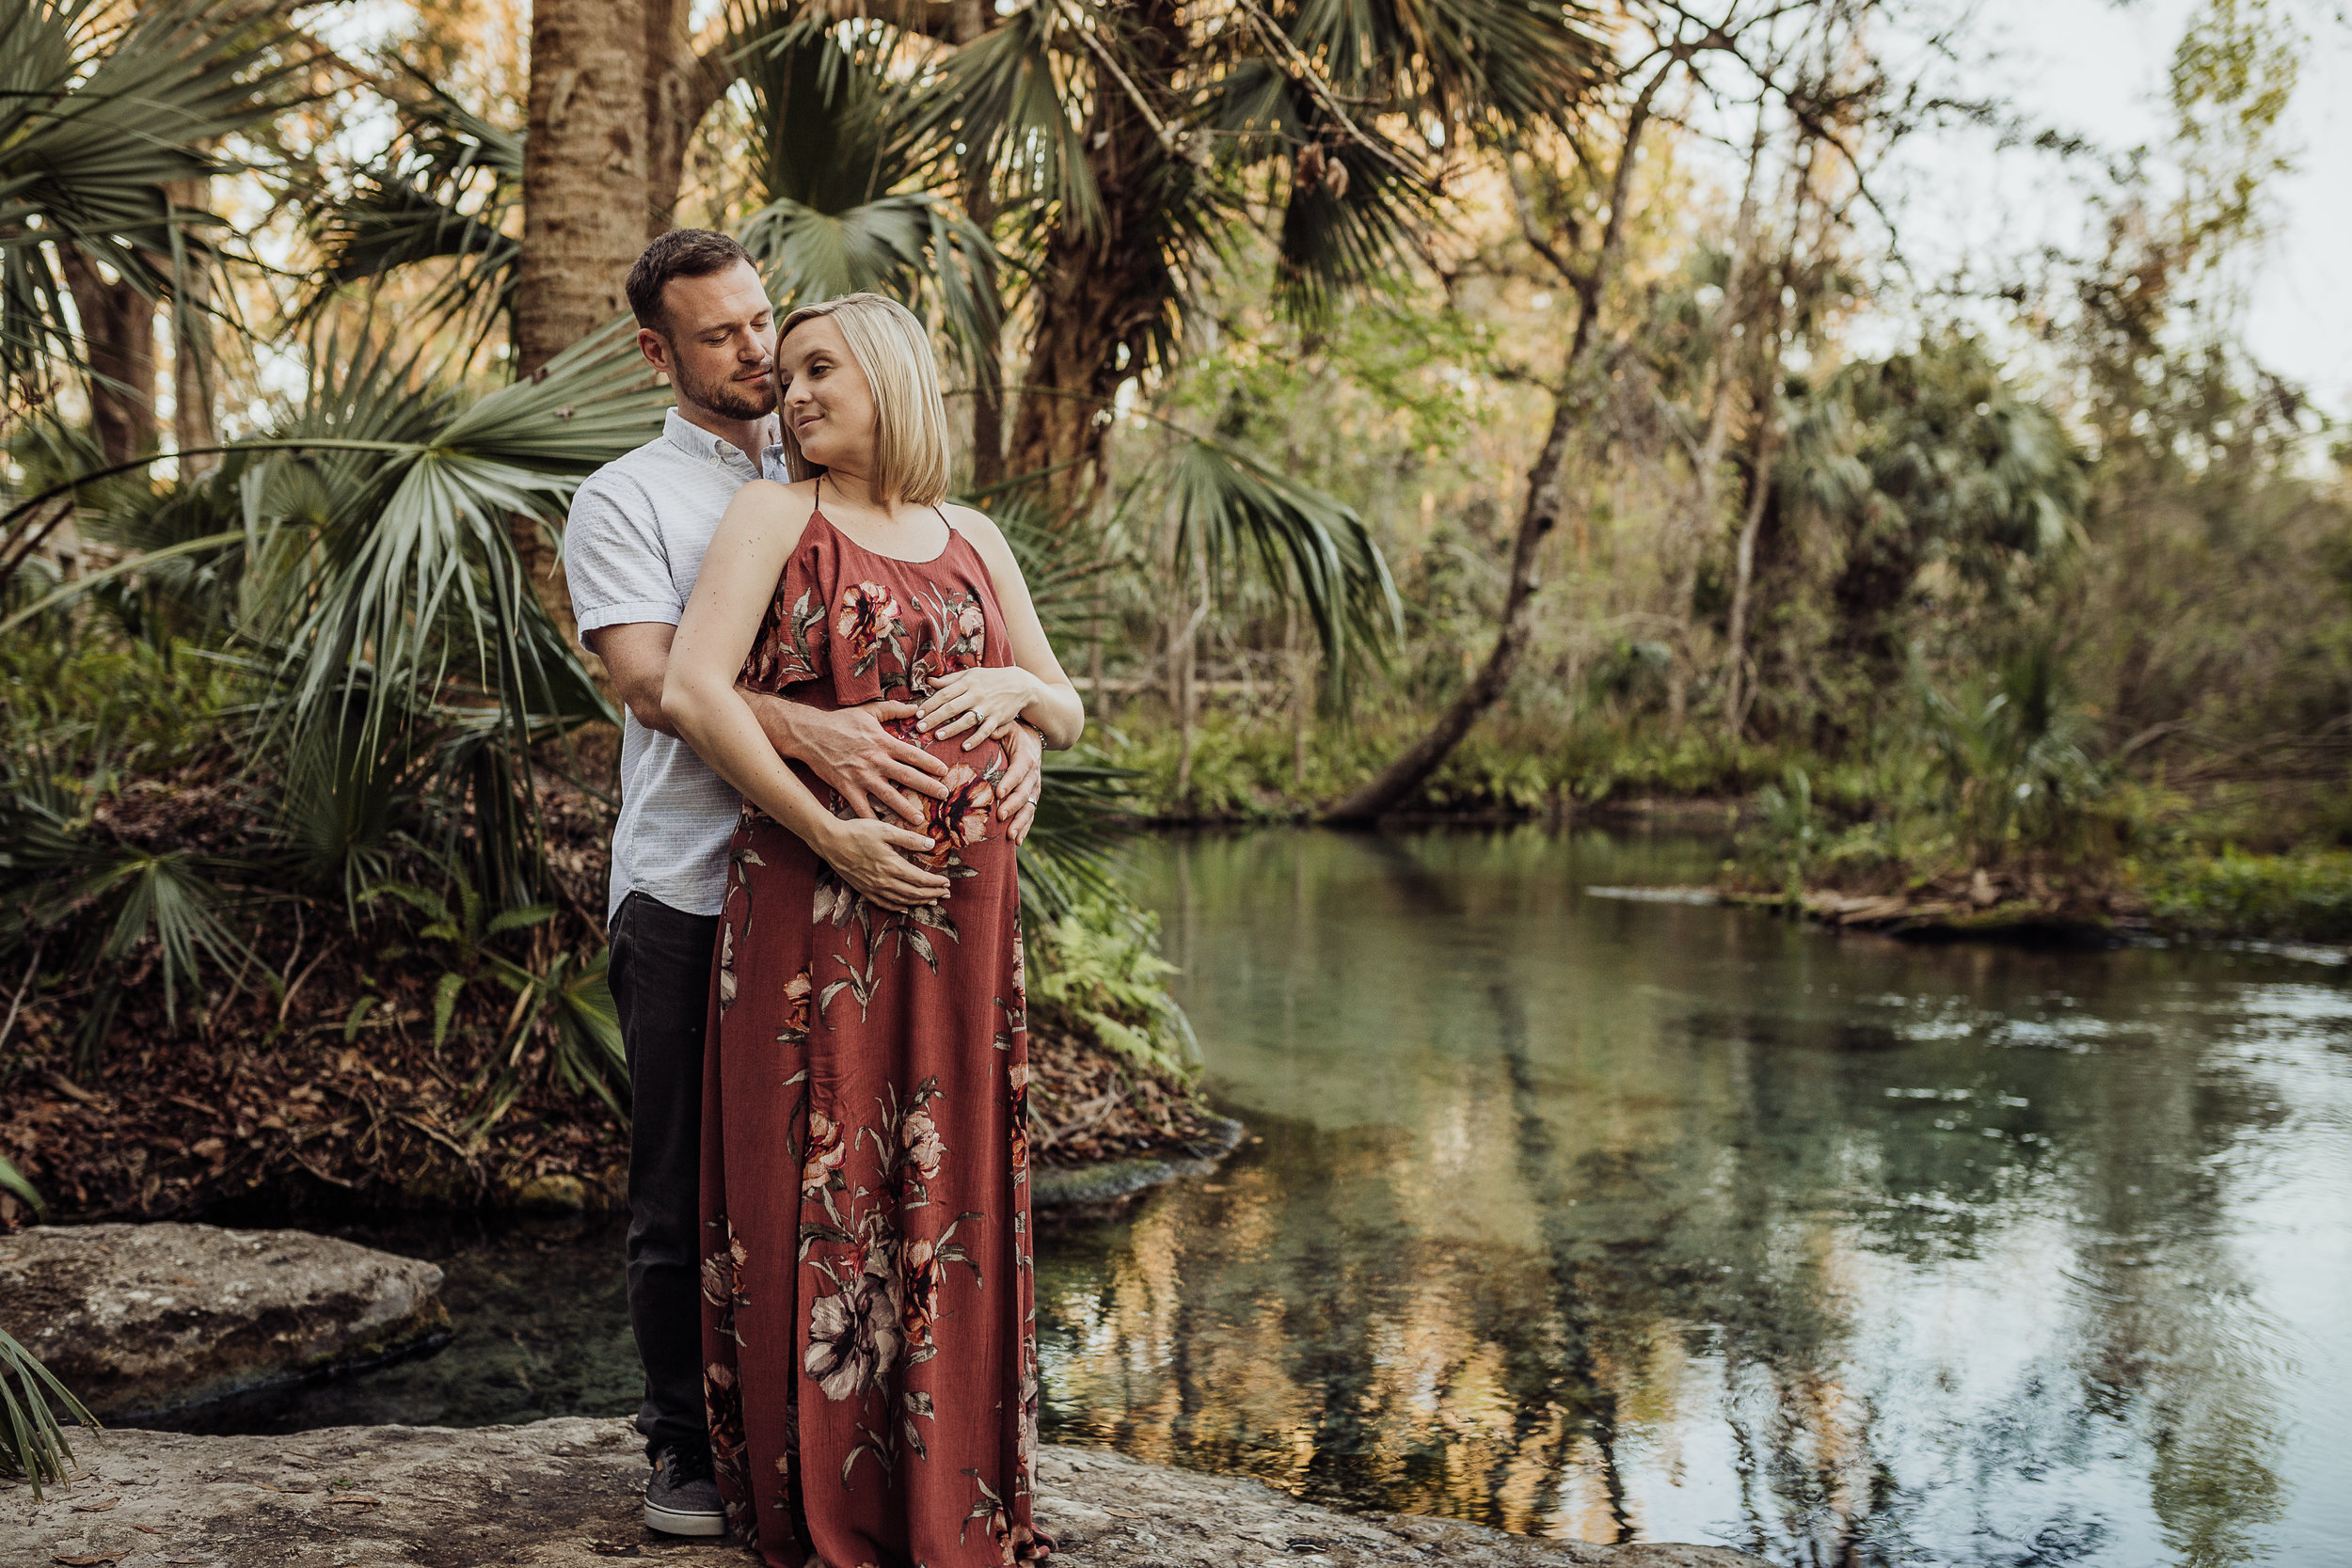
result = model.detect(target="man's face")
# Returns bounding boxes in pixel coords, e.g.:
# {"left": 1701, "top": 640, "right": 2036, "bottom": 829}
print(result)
{"left": 640, "top": 261, "right": 776, "bottom": 422}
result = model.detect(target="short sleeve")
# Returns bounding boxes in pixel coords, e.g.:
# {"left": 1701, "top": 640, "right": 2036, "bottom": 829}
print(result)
{"left": 564, "top": 469, "right": 680, "bottom": 646}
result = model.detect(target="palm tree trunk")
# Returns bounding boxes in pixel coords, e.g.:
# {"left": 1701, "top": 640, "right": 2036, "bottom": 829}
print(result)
{"left": 516, "top": 0, "right": 650, "bottom": 641}
{"left": 951, "top": 0, "right": 1006, "bottom": 490}
{"left": 1005, "top": 229, "right": 1145, "bottom": 515}
{"left": 58, "top": 248, "right": 158, "bottom": 467}
{"left": 1002, "top": 0, "right": 1180, "bottom": 516}
{"left": 166, "top": 179, "right": 218, "bottom": 479}
{"left": 642, "top": 0, "right": 738, "bottom": 234}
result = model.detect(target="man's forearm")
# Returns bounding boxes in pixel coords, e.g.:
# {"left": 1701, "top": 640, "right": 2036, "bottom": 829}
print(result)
{"left": 741, "top": 688, "right": 815, "bottom": 761}
{"left": 621, "top": 685, "right": 680, "bottom": 737}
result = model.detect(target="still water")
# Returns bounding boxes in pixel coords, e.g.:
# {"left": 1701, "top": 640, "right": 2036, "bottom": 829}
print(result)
{"left": 182, "top": 828, "right": 2351, "bottom": 1566}
{"left": 1050, "top": 828, "right": 2352, "bottom": 1566}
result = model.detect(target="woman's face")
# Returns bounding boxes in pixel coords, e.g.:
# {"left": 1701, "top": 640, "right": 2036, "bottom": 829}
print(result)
{"left": 776, "top": 315, "right": 876, "bottom": 476}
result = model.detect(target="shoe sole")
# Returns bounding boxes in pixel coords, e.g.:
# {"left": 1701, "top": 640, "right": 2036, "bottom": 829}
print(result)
{"left": 644, "top": 1500, "right": 727, "bottom": 1537}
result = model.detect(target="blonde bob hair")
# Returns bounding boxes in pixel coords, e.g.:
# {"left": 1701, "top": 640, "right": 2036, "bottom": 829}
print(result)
{"left": 773, "top": 293, "right": 951, "bottom": 507}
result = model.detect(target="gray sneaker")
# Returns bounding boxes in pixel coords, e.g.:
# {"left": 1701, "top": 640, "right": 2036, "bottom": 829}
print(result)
{"left": 644, "top": 1446, "right": 725, "bottom": 1537}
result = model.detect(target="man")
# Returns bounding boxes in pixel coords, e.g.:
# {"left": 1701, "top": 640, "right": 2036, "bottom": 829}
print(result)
{"left": 562, "top": 230, "right": 1043, "bottom": 1537}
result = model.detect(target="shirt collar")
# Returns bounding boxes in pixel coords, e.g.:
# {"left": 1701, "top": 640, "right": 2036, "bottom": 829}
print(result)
{"left": 664, "top": 407, "right": 785, "bottom": 479}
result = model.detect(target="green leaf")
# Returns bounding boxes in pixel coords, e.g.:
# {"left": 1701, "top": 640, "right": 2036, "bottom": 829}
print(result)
{"left": 432, "top": 971, "right": 468, "bottom": 1049}
{"left": 485, "top": 903, "right": 556, "bottom": 936}
{"left": 0, "top": 1154, "right": 43, "bottom": 1214}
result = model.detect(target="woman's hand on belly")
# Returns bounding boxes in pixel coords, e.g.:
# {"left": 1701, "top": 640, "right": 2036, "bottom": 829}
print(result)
{"left": 815, "top": 817, "right": 955, "bottom": 911}
{"left": 915, "top": 666, "right": 1045, "bottom": 747}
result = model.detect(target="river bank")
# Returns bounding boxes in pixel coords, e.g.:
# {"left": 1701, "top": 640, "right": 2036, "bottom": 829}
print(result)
{"left": 0, "top": 1018, "right": 1227, "bottom": 1227}
{"left": 1, "top": 1416, "right": 1771, "bottom": 1567}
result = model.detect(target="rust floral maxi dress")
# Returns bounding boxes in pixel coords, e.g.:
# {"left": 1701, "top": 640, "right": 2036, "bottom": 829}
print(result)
{"left": 699, "top": 507, "right": 1051, "bottom": 1568}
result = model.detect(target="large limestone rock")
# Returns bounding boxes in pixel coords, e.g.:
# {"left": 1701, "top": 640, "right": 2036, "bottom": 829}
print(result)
{"left": 0, "top": 1223, "right": 449, "bottom": 1421}
{"left": 0, "top": 1417, "right": 1769, "bottom": 1567}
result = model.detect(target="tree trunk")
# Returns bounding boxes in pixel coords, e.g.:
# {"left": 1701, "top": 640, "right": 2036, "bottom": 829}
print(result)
{"left": 1665, "top": 118, "right": 1771, "bottom": 730}
{"left": 951, "top": 0, "right": 1006, "bottom": 492}
{"left": 1327, "top": 66, "right": 1673, "bottom": 823}
{"left": 1719, "top": 413, "right": 1780, "bottom": 741}
{"left": 1326, "top": 397, "right": 1575, "bottom": 822}
{"left": 1002, "top": 0, "right": 1180, "bottom": 517}
{"left": 165, "top": 179, "right": 218, "bottom": 478}
{"left": 517, "top": 0, "right": 650, "bottom": 642}
{"left": 58, "top": 248, "right": 158, "bottom": 467}
{"left": 642, "top": 0, "right": 737, "bottom": 234}
{"left": 1288, "top": 598, "right": 1313, "bottom": 786}
{"left": 1168, "top": 563, "right": 1201, "bottom": 804}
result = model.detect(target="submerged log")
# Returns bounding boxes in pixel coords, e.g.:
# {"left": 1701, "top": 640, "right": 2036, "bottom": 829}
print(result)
{"left": 0, "top": 1416, "right": 1772, "bottom": 1567}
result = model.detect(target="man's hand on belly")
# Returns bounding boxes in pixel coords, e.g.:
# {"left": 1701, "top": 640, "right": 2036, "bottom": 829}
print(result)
{"left": 744, "top": 694, "right": 951, "bottom": 826}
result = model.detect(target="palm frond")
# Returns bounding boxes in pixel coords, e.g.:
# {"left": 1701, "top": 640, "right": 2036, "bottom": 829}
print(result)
{"left": 0, "top": 0, "right": 299, "bottom": 394}
{"left": 301, "top": 71, "right": 523, "bottom": 331}
{"left": 913, "top": 6, "right": 1102, "bottom": 235}
{"left": 0, "top": 1325, "right": 96, "bottom": 1499}
{"left": 1157, "top": 432, "right": 1402, "bottom": 688}
{"left": 737, "top": 4, "right": 924, "bottom": 212}
{"left": 731, "top": 7, "right": 1002, "bottom": 357}
{"left": 1019, "top": 754, "right": 1134, "bottom": 927}
{"left": 741, "top": 195, "right": 1000, "bottom": 361}
{"left": 0, "top": 1154, "right": 42, "bottom": 1214}
{"left": 1286, "top": 0, "right": 1607, "bottom": 132}
{"left": 246, "top": 316, "right": 660, "bottom": 765}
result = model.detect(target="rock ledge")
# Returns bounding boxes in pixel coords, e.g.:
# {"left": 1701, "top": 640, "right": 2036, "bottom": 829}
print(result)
{"left": 0, "top": 1417, "right": 1768, "bottom": 1567}
{"left": 0, "top": 1222, "right": 448, "bottom": 1420}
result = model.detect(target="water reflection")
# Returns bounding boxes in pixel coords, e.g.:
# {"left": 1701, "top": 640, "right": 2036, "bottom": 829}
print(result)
{"left": 1034, "top": 828, "right": 2352, "bottom": 1566}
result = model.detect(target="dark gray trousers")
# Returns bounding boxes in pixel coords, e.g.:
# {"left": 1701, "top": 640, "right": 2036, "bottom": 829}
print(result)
{"left": 607, "top": 890, "right": 717, "bottom": 1463}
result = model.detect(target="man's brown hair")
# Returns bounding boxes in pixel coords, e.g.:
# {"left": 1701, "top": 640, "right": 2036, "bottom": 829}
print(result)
{"left": 625, "top": 230, "right": 756, "bottom": 333}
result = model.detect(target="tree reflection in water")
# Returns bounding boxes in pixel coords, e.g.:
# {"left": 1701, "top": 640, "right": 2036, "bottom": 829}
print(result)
{"left": 1033, "top": 828, "right": 2347, "bottom": 1567}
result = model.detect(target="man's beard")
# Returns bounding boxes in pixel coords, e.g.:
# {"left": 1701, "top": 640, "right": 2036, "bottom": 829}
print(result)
{"left": 670, "top": 346, "right": 774, "bottom": 421}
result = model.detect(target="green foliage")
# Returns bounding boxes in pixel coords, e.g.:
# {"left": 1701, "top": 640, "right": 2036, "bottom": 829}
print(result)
{"left": 0, "top": 1323, "right": 95, "bottom": 1498}
{"left": 0, "top": 1154, "right": 40, "bottom": 1214}
{"left": 363, "top": 873, "right": 628, "bottom": 1121}
{"left": 2139, "top": 848, "right": 2352, "bottom": 942}
{"left": 1747, "top": 766, "right": 1821, "bottom": 889}
{"left": 732, "top": 6, "right": 1000, "bottom": 361}
{"left": 1915, "top": 641, "right": 2113, "bottom": 861}
{"left": 1028, "top": 893, "right": 1199, "bottom": 1081}
{"left": 0, "top": 1148, "right": 90, "bottom": 1495}
{"left": 0, "top": 0, "right": 297, "bottom": 401}
{"left": 0, "top": 642, "right": 263, "bottom": 1059}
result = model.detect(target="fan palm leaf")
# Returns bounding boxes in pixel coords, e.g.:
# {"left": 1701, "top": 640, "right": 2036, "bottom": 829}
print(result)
{"left": 1, "top": 1324, "right": 96, "bottom": 1499}
{"left": 911, "top": 5, "right": 1102, "bottom": 234}
{"left": 241, "top": 316, "right": 664, "bottom": 766}
{"left": 0, "top": 0, "right": 298, "bottom": 394}
{"left": 1158, "top": 431, "right": 1401, "bottom": 684}
{"left": 301, "top": 72, "right": 523, "bottom": 333}
{"left": 732, "top": 6, "right": 1002, "bottom": 356}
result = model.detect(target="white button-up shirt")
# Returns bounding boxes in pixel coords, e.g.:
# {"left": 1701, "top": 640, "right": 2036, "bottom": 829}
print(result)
{"left": 565, "top": 408, "right": 789, "bottom": 919}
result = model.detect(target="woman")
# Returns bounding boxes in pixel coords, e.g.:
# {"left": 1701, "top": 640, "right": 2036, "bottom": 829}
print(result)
{"left": 663, "top": 292, "right": 1079, "bottom": 1567}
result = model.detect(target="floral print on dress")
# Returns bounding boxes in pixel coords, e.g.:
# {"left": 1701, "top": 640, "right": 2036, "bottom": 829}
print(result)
{"left": 745, "top": 588, "right": 826, "bottom": 690}
{"left": 836, "top": 581, "right": 905, "bottom": 679}
{"left": 701, "top": 510, "right": 1050, "bottom": 1566}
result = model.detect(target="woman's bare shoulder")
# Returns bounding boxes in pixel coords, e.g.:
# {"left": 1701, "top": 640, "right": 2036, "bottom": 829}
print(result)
{"left": 940, "top": 501, "right": 1009, "bottom": 551}
{"left": 722, "top": 477, "right": 822, "bottom": 548}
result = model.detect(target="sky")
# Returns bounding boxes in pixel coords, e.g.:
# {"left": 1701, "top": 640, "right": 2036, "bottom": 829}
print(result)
{"left": 1875, "top": 0, "right": 2352, "bottom": 420}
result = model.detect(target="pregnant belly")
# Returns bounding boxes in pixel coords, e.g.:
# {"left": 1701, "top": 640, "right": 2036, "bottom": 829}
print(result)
{"left": 797, "top": 717, "right": 1014, "bottom": 863}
